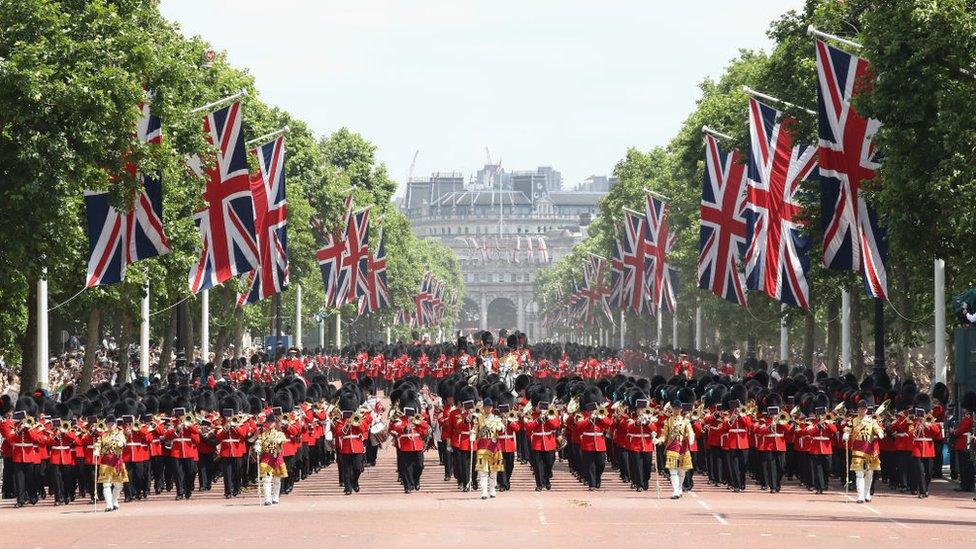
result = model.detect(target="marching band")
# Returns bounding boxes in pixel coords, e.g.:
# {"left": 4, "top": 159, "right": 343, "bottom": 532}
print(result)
{"left": 2, "top": 331, "right": 974, "bottom": 511}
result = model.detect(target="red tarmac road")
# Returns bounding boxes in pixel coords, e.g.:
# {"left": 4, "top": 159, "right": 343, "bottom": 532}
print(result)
{"left": 4, "top": 445, "right": 976, "bottom": 549}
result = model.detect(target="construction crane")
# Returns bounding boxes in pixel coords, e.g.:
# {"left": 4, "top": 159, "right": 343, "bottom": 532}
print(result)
{"left": 406, "top": 150, "right": 419, "bottom": 182}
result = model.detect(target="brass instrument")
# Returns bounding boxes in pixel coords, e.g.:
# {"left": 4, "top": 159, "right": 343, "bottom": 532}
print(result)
{"left": 638, "top": 407, "right": 657, "bottom": 425}
{"left": 92, "top": 419, "right": 108, "bottom": 432}
{"left": 737, "top": 403, "right": 749, "bottom": 416}
{"left": 412, "top": 413, "right": 425, "bottom": 426}
{"left": 546, "top": 407, "right": 558, "bottom": 420}
{"left": 874, "top": 399, "right": 892, "bottom": 419}
{"left": 350, "top": 411, "right": 363, "bottom": 427}
{"left": 775, "top": 410, "right": 792, "bottom": 426}
{"left": 689, "top": 403, "right": 705, "bottom": 422}
{"left": 180, "top": 413, "right": 197, "bottom": 427}
{"left": 593, "top": 404, "right": 609, "bottom": 420}
{"left": 506, "top": 410, "right": 521, "bottom": 423}
{"left": 19, "top": 416, "right": 37, "bottom": 430}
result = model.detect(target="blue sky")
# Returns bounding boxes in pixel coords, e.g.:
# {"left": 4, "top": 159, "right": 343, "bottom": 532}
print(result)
{"left": 159, "top": 1, "right": 803, "bottom": 194}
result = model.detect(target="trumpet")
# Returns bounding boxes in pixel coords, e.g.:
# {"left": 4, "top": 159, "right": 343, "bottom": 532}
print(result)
{"left": 180, "top": 413, "right": 197, "bottom": 427}
{"left": 506, "top": 410, "right": 521, "bottom": 423}
{"left": 546, "top": 407, "right": 558, "bottom": 420}
{"left": 350, "top": 411, "right": 363, "bottom": 427}
{"left": 638, "top": 407, "right": 657, "bottom": 425}
{"left": 92, "top": 418, "right": 108, "bottom": 432}
{"left": 18, "top": 416, "right": 37, "bottom": 431}
{"left": 412, "top": 413, "right": 425, "bottom": 426}
{"left": 690, "top": 404, "right": 705, "bottom": 422}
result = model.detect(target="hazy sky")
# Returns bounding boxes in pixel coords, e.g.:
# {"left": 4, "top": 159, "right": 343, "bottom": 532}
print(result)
{"left": 159, "top": 1, "right": 803, "bottom": 194}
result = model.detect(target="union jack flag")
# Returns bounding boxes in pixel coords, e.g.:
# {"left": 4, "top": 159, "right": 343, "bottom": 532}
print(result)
{"left": 609, "top": 239, "right": 624, "bottom": 309}
{"left": 698, "top": 134, "right": 748, "bottom": 306}
{"left": 188, "top": 102, "right": 259, "bottom": 294}
{"left": 314, "top": 194, "right": 353, "bottom": 308}
{"left": 238, "top": 136, "right": 288, "bottom": 306}
{"left": 619, "top": 210, "right": 653, "bottom": 315}
{"left": 334, "top": 208, "right": 370, "bottom": 306}
{"left": 815, "top": 40, "right": 888, "bottom": 299}
{"left": 743, "top": 98, "right": 817, "bottom": 308}
{"left": 395, "top": 308, "right": 417, "bottom": 328}
{"left": 581, "top": 255, "right": 614, "bottom": 324}
{"left": 85, "top": 100, "right": 171, "bottom": 287}
{"left": 358, "top": 228, "right": 389, "bottom": 315}
{"left": 414, "top": 272, "right": 435, "bottom": 327}
{"left": 644, "top": 193, "right": 677, "bottom": 314}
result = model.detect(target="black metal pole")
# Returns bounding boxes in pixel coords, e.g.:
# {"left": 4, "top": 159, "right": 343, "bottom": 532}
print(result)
{"left": 873, "top": 298, "right": 886, "bottom": 376}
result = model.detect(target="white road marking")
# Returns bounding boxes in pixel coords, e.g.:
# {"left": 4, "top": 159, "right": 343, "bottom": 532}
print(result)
{"left": 760, "top": 533, "right": 772, "bottom": 537}
{"left": 696, "top": 499, "right": 712, "bottom": 510}
{"left": 713, "top": 513, "right": 729, "bottom": 525}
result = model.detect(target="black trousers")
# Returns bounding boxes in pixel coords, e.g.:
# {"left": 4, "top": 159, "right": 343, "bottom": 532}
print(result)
{"left": 497, "top": 451, "right": 515, "bottom": 489}
{"left": 49, "top": 463, "right": 74, "bottom": 503}
{"left": 365, "top": 442, "right": 379, "bottom": 466}
{"left": 124, "top": 461, "right": 148, "bottom": 498}
{"left": 338, "top": 453, "right": 365, "bottom": 492}
{"left": 727, "top": 449, "right": 747, "bottom": 490}
{"left": 171, "top": 457, "right": 197, "bottom": 497}
{"left": 197, "top": 453, "right": 215, "bottom": 490}
{"left": 580, "top": 450, "right": 606, "bottom": 488}
{"left": 707, "top": 447, "right": 723, "bottom": 484}
{"left": 616, "top": 446, "right": 631, "bottom": 482}
{"left": 911, "top": 456, "right": 933, "bottom": 495}
{"left": 810, "top": 454, "right": 829, "bottom": 492}
{"left": 437, "top": 441, "right": 449, "bottom": 470}
{"left": 454, "top": 448, "right": 474, "bottom": 488}
{"left": 221, "top": 456, "right": 241, "bottom": 496}
{"left": 150, "top": 456, "right": 166, "bottom": 493}
{"left": 630, "top": 450, "right": 653, "bottom": 490}
{"left": 532, "top": 450, "right": 555, "bottom": 488}
{"left": 957, "top": 449, "right": 975, "bottom": 491}
{"left": 933, "top": 442, "right": 944, "bottom": 478}
{"left": 11, "top": 461, "right": 34, "bottom": 505}
{"left": 761, "top": 451, "right": 785, "bottom": 492}
{"left": 400, "top": 451, "right": 423, "bottom": 490}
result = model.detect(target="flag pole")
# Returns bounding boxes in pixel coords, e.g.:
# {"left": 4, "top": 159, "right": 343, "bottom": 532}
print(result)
{"left": 622, "top": 207, "right": 644, "bottom": 217}
{"left": 742, "top": 86, "right": 816, "bottom": 116}
{"left": 140, "top": 276, "right": 150, "bottom": 381}
{"left": 642, "top": 188, "right": 670, "bottom": 202}
{"left": 190, "top": 89, "right": 248, "bottom": 115}
{"left": 246, "top": 126, "right": 290, "bottom": 147}
{"left": 295, "top": 285, "right": 303, "bottom": 350}
{"left": 701, "top": 125, "right": 733, "bottom": 141}
{"left": 201, "top": 289, "right": 210, "bottom": 365}
{"left": 806, "top": 25, "right": 862, "bottom": 49}
{"left": 37, "top": 267, "right": 49, "bottom": 390}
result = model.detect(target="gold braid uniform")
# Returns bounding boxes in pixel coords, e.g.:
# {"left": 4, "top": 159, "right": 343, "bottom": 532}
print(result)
{"left": 849, "top": 416, "right": 884, "bottom": 472}
{"left": 94, "top": 429, "right": 129, "bottom": 484}
{"left": 662, "top": 416, "right": 694, "bottom": 470}
{"left": 256, "top": 429, "right": 289, "bottom": 478}
{"left": 474, "top": 413, "right": 506, "bottom": 474}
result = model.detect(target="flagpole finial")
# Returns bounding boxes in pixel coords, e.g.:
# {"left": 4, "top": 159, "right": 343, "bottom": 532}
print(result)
{"left": 702, "top": 125, "right": 733, "bottom": 141}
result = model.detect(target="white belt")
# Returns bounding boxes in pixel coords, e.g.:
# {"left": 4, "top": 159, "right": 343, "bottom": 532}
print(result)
{"left": 763, "top": 434, "right": 784, "bottom": 438}
{"left": 457, "top": 431, "right": 471, "bottom": 436}
{"left": 894, "top": 433, "right": 908, "bottom": 437}
{"left": 13, "top": 443, "right": 33, "bottom": 447}
{"left": 729, "top": 429, "right": 746, "bottom": 433}
{"left": 812, "top": 436, "right": 830, "bottom": 441}
{"left": 222, "top": 438, "right": 241, "bottom": 443}
{"left": 173, "top": 438, "right": 192, "bottom": 442}
{"left": 341, "top": 435, "right": 361, "bottom": 440}
{"left": 913, "top": 438, "right": 932, "bottom": 442}
{"left": 531, "top": 431, "right": 552, "bottom": 437}
{"left": 582, "top": 432, "right": 603, "bottom": 438}
{"left": 498, "top": 434, "right": 514, "bottom": 440}
{"left": 627, "top": 433, "right": 653, "bottom": 438}
{"left": 399, "top": 433, "right": 420, "bottom": 438}
{"left": 52, "top": 445, "right": 71, "bottom": 450}
{"left": 126, "top": 442, "right": 146, "bottom": 447}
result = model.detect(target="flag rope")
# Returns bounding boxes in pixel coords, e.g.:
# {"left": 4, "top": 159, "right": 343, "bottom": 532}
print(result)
{"left": 47, "top": 287, "right": 86, "bottom": 312}
{"left": 150, "top": 295, "right": 190, "bottom": 317}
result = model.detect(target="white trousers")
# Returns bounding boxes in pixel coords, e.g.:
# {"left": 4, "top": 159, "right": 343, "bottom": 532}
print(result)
{"left": 669, "top": 469, "right": 686, "bottom": 497}
{"left": 855, "top": 470, "right": 874, "bottom": 502}
{"left": 479, "top": 472, "right": 496, "bottom": 498}
{"left": 262, "top": 476, "right": 282, "bottom": 504}
{"left": 102, "top": 482, "right": 121, "bottom": 510}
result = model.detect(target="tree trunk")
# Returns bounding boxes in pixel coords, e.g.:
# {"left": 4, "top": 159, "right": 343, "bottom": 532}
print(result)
{"left": 803, "top": 308, "right": 815, "bottom": 370}
{"left": 158, "top": 310, "right": 177, "bottom": 377}
{"left": 116, "top": 308, "right": 133, "bottom": 384}
{"left": 17, "top": 286, "right": 38, "bottom": 395}
{"left": 213, "top": 326, "right": 229, "bottom": 368}
{"left": 80, "top": 307, "right": 101, "bottom": 393}
{"left": 826, "top": 294, "right": 840, "bottom": 377}
{"left": 851, "top": 290, "right": 865, "bottom": 379}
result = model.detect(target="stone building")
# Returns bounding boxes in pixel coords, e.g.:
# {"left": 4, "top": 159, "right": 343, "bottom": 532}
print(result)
{"left": 402, "top": 165, "right": 608, "bottom": 340}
